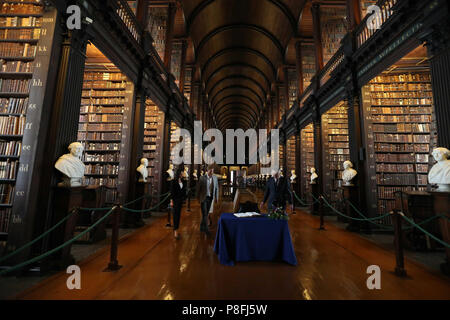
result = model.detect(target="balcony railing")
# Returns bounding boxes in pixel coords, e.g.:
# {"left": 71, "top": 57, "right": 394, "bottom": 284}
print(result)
{"left": 318, "top": 46, "right": 345, "bottom": 87}
{"left": 356, "top": 0, "right": 398, "bottom": 49}
{"left": 299, "top": 84, "right": 313, "bottom": 108}
{"left": 113, "top": 0, "right": 142, "bottom": 44}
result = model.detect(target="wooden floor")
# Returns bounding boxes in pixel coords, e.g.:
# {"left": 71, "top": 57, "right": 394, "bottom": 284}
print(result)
{"left": 14, "top": 190, "right": 450, "bottom": 300}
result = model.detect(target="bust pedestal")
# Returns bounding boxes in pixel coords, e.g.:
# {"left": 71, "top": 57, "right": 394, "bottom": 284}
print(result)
{"left": 430, "top": 191, "right": 450, "bottom": 276}
{"left": 77, "top": 185, "right": 109, "bottom": 243}
{"left": 122, "top": 182, "right": 150, "bottom": 228}
{"left": 136, "top": 182, "right": 151, "bottom": 219}
{"left": 44, "top": 186, "right": 86, "bottom": 271}
{"left": 342, "top": 185, "right": 360, "bottom": 232}
{"left": 311, "top": 182, "right": 320, "bottom": 216}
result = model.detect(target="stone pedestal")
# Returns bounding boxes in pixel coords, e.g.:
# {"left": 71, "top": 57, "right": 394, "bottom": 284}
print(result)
{"left": 430, "top": 191, "right": 450, "bottom": 276}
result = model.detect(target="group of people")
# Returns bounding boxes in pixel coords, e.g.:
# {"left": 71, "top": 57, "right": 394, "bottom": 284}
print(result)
{"left": 169, "top": 166, "right": 294, "bottom": 240}
{"left": 169, "top": 164, "right": 219, "bottom": 239}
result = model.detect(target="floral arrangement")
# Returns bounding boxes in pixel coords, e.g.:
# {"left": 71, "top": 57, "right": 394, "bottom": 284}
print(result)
{"left": 268, "top": 207, "right": 289, "bottom": 220}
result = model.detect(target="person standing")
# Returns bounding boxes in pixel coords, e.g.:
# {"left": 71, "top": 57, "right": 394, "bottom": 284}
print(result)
{"left": 197, "top": 164, "right": 219, "bottom": 235}
{"left": 170, "top": 168, "right": 186, "bottom": 240}
{"left": 260, "top": 169, "right": 294, "bottom": 213}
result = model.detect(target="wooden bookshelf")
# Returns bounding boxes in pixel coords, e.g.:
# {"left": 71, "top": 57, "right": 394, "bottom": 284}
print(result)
{"left": 279, "top": 144, "right": 285, "bottom": 175}
{"left": 170, "top": 120, "right": 180, "bottom": 164}
{"left": 184, "top": 66, "right": 192, "bottom": 104}
{"left": 170, "top": 41, "right": 182, "bottom": 86}
{"left": 320, "top": 6, "right": 347, "bottom": 66}
{"left": 286, "top": 136, "right": 296, "bottom": 175}
{"left": 143, "top": 99, "right": 164, "bottom": 197}
{"left": 362, "top": 72, "right": 437, "bottom": 223}
{"left": 146, "top": 5, "right": 168, "bottom": 61}
{"left": 0, "top": 0, "right": 42, "bottom": 235}
{"left": 300, "top": 124, "right": 314, "bottom": 201}
{"left": 287, "top": 68, "right": 297, "bottom": 108}
{"left": 322, "top": 102, "right": 350, "bottom": 205}
{"left": 78, "top": 70, "right": 134, "bottom": 203}
{"left": 301, "top": 44, "right": 316, "bottom": 90}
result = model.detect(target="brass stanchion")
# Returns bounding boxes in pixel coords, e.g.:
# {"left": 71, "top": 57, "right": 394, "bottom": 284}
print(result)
{"left": 104, "top": 205, "right": 122, "bottom": 272}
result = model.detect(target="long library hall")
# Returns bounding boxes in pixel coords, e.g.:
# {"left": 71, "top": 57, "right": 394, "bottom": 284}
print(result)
{"left": 0, "top": 0, "right": 450, "bottom": 301}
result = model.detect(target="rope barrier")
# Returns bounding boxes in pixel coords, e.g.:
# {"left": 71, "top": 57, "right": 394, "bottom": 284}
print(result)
{"left": 345, "top": 200, "right": 394, "bottom": 230}
{"left": 0, "top": 207, "right": 116, "bottom": 276}
{"left": 121, "top": 194, "right": 171, "bottom": 214}
{"left": 293, "top": 192, "right": 320, "bottom": 206}
{"left": 0, "top": 208, "right": 79, "bottom": 264}
{"left": 321, "top": 195, "right": 391, "bottom": 222}
{"left": 398, "top": 213, "right": 450, "bottom": 248}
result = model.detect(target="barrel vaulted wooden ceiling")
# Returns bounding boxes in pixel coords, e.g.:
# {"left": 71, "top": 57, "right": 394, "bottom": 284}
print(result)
{"left": 169, "top": 0, "right": 342, "bottom": 130}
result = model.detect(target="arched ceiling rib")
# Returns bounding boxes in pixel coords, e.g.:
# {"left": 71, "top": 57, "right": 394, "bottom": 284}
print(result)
{"left": 180, "top": 0, "right": 306, "bottom": 130}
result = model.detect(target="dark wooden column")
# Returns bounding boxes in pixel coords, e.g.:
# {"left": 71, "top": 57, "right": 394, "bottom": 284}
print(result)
{"left": 312, "top": 101, "right": 324, "bottom": 196}
{"left": 163, "top": 3, "right": 176, "bottom": 69}
{"left": 127, "top": 90, "right": 146, "bottom": 202}
{"left": 346, "top": 90, "right": 369, "bottom": 222}
{"left": 347, "top": 0, "right": 362, "bottom": 30}
{"left": 161, "top": 110, "right": 172, "bottom": 195}
{"left": 178, "top": 39, "right": 187, "bottom": 93}
{"left": 136, "top": 0, "right": 149, "bottom": 27}
{"left": 311, "top": 2, "right": 324, "bottom": 71}
{"left": 283, "top": 67, "right": 291, "bottom": 112}
{"left": 426, "top": 21, "right": 450, "bottom": 148}
{"left": 295, "top": 127, "right": 302, "bottom": 195}
{"left": 295, "top": 41, "right": 304, "bottom": 96}
{"left": 275, "top": 85, "right": 281, "bottom": 123}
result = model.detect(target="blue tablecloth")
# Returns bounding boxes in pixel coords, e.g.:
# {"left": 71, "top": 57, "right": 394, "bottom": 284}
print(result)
{"left": 213, "top": 213, "right": 297, "bottom": 266}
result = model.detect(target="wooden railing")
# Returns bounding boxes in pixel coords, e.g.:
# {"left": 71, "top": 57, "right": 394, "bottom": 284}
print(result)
{"left": 113, "top": 0, "right": 142, "bottom": 44}
{"left": 299, "top": 84, "right": 313, "bottom": 108}
{"left": 356, "top": 0, "right": 398, "bottom": 49}
{"left": 318, "top": 46, "right": 345, "bottom": 86}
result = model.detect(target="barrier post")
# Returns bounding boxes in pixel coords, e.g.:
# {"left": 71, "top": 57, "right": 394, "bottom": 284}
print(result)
{"left": 104, "top": 205, "right": 122, "bottom": 272}
{"left": 392, "top": 210, "right": 407, "bottom": 277}
{"left": 319, "top": 195, "right": 325, "bottom": 231}
{"left": 187, "top": 188, "right": 191, "bottom": 212}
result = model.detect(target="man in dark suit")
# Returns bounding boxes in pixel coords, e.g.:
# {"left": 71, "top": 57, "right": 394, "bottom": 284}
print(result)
{"left": 196, "top": 164, "right": 219, "bottom": 235}
{"left": 260, "top": 169, "right": 294, "bottom": 212}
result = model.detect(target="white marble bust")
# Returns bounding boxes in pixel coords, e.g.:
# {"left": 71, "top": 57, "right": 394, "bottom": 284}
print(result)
{"left": 55, "top": 142, "right": 85, "bottom": 187}
{"left": 183, "top": 166, "right": 189, "bottom": 179}
{"left": 428, "top": 147, "right": 450, "bottom": 192}
{"left": 166, "top": 163, "right": 174, "bottom": 181}
{"left": 290, "top": 170, "right": 297, "bottom": 183}
{"left": 137, "top": 158, "right": 148, "bottom": 183}
{"left": 342, "top": 160, "right": 358, "bottom": 186}
{"left": 310, "top": 167, "right": 318, "bottom": 184}
{"left": 193, "top": 169, "right": 198, "bottom": 180}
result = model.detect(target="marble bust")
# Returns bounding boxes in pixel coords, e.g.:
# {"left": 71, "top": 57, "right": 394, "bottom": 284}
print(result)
{"left": 310, "top": 168, "right": 318, "bottom": 184}
{"left": 428, "top": 147, "right": 450, "bottom": 192}
{"left": 342, "top": 161, "right": 358, "bottom": 186}
{"left": 55, "top": 142, "right": 85, "bottom": 187}
{"left": 183, "top": 167, "right": 189, "bottom": 179}
{"left": 166, "top": 163, "right": 174, "bottom": 181}
{"left": 137, "top": 158, "right": 148, "bottom": 183}
{"left": 193, "top": 169, "right": 198, "bottom": 180}
{"left": 290, "top": 170, "right": 297, "bottom": 183}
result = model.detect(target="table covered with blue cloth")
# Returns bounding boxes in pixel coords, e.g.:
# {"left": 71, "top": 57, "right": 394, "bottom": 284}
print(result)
{"left": 213, "top": 213, "right": 297, "bottom": 266}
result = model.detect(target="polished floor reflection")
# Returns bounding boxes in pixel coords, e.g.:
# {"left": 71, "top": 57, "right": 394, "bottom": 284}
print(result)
{"left": 15, "top": 190, "right": 450, "bottom": 300}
